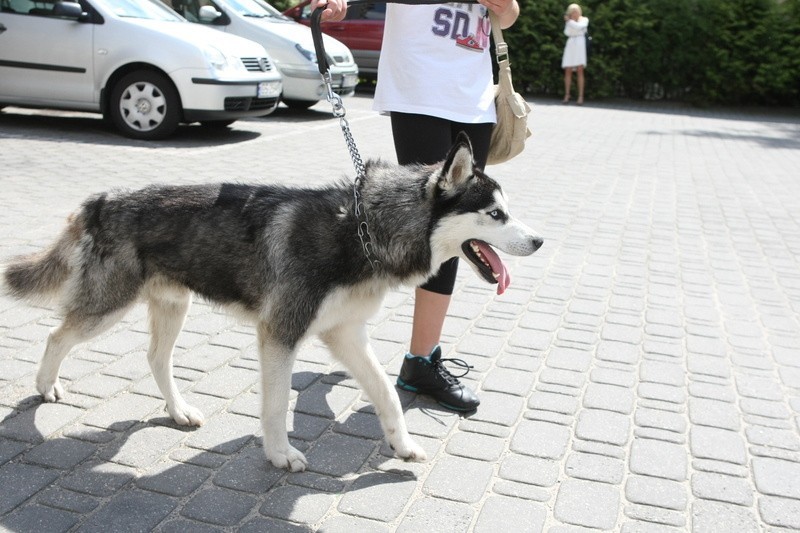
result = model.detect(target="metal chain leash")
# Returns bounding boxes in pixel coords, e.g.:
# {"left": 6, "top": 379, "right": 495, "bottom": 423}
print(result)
{"left": 323, "top": 72, "right": 381, "bottom": 271}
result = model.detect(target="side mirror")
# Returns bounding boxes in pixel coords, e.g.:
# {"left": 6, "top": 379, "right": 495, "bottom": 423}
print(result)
{"left": 198, "top": 5, "right": 222, "bottom": 22}
{"left": 53, "top": 1, "right": 87, "bottom": 19}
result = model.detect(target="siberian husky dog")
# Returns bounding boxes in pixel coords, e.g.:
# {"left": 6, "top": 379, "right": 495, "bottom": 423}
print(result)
{"left": 3, "top": 133, "right": 542, "bottom": 471}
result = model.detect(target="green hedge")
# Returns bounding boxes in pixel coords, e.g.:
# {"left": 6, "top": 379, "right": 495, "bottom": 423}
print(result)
{"left": 269, "top": 0, "right": 800, "bottom": 106}
{"left": 506, "top": 0, "right": 800, "bottom": 105}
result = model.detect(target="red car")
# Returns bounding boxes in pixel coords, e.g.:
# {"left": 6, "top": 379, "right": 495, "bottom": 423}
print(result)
{"left": 284, "top": 0, "right": 384, "bottom": 77}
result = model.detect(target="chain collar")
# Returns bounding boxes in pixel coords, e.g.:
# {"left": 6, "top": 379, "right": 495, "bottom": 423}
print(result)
{"left": 323, "top": 73, "right": 381, "bottom": 271}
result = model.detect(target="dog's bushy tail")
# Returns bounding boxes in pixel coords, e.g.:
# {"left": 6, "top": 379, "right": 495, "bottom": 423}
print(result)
{"left": 2, "top": 214, "right": 82, "bottom": 305}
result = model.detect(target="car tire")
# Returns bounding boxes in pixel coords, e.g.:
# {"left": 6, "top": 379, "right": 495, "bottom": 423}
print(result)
{"left": 200, "top": 119, "right": 236, "bottom": 129}
{"left": 282, "top": 98, "right": 318, "bottom": 110}
{"left": 109, "top": 70, "right": 181, "bottom": 140}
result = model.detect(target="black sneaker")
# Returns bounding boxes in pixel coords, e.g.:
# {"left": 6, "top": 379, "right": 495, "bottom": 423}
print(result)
{"left": 396, "top": 346, "right": 480, "bottom": 412}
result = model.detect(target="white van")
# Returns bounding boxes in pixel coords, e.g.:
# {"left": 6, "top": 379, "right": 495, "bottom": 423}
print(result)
{"left": 169, "top": 0, "right": 358, "bottom": 109}
{"left": 0, "top": 0, "right": 283, "bottom": 139}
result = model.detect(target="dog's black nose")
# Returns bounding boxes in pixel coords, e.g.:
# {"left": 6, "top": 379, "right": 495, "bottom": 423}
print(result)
{"left": 531, "top": 237, "right": 543, "bottom": 252}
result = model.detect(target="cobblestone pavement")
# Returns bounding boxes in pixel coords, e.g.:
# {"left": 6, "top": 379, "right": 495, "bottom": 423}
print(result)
{"left": 1, "top": 95, "right": 799, "bottom": 532}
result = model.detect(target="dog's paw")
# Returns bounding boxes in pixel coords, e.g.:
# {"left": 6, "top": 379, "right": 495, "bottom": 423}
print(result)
{"left": 392, "top": 437, "right": 427, "bottom": 463}
{"left": 36, "top": 377, "right": 65, "bottom": 403}
{"left": 168, "top": 403, "right": 205, "bottom": 427}
{"left": 264, "top": 445, "right": 308, "bottom": 472}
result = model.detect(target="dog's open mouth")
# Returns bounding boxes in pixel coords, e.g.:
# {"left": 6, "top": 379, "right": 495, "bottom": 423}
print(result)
{"left": 462, "top": 240, "right": 510, "bottom": 295}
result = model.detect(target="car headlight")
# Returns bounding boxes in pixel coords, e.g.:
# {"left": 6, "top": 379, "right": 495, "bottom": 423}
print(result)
{"left": 203, "top": 46, "right": 245, "bottom": 74}
{"left": 295, "top": 43, "right": 317, "bottom": 63}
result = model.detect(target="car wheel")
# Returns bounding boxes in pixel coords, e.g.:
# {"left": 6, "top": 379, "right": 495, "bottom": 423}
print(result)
{"left": 282, "top": 98, "right": 318, "bottom": 110}
{"left": 110, "top": 71, "right": 180, "bottom": 140}
{"left": 200, "top": 119, "right": 236, "bottom": 129}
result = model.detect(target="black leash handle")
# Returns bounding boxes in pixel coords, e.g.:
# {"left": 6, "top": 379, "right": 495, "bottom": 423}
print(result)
{"left": 311, "top": 0, "right": 478, "bottom": 75}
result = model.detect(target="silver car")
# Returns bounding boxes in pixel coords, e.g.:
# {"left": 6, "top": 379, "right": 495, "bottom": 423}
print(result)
{"left": 0, "top": 0, "right": 283, "bottom": 139}
{"left": 168, "top": 0, "right": 359, "bottom": 109}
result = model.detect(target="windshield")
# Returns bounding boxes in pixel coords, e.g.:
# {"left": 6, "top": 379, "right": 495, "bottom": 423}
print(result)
{"left": 93, "top": 0, "right": 184, "bottom": 20}
{"left": 227, "top": 0, "right": 288, "bottom": 19}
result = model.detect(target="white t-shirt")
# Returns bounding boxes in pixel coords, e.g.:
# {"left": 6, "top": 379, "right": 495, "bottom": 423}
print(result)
{"left": 372, "top": 3, "right": 497, "bottom": 124}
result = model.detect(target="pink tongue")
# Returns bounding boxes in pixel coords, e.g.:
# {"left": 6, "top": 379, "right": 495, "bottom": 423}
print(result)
{"left": 476, "top": 241, "right": 510, "bottom": 295}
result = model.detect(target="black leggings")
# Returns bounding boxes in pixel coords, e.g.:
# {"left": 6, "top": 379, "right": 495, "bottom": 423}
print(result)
{"left": 391, "top": 112, "right": 493, "bottom": 295}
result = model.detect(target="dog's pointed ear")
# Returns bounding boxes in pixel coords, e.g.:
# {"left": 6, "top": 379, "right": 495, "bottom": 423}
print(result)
{"left": 436, "top": 132, "right": 474, "bottom": 195}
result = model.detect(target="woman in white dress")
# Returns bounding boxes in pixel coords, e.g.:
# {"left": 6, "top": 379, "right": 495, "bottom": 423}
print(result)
{"left": 561, "top": 3, "right": 589, "bottom": 105}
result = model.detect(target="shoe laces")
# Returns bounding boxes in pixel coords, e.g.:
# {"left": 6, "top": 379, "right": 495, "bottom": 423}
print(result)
{"left": 431, "top": 357, "right": 473, "bottom": 386}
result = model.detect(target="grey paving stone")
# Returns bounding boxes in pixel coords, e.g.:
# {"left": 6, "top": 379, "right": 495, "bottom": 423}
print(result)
{"left": 554, "top": 478, "right": 621, "bottom": 530}
{"left": 58, "top": 459, "right": 137, "bottom": 497}
{"left": 691, "top": 499, "right": 759, "bottom": 533}
{"left": 101, "top": 425, "right": 186, "bottom": 468}
{"left": 445, "top": 431, "right": 505, "bottom": 462}
{"left": 690, "top": 471, "right": 754, "bottom": 506}
{"left": 745, "top": 425, "right": 800, "bottom": 450}
{"left": 305, "top": 433, "right": 376, "bottom": 477}
{"left": 528, "top": 391, "right": 579, "bottom": 415}
{"left": 317, "top": 514, "right": 390, "bottom": 533}
{"left": 465, "top": 390, "right": 524, "bottom": 427}
{"left": 624, "top": 503, "right": 686, "bottom": 528}
{"left": 69, "top": 373, "right": 131, "bottom": 399}
{"left": 690, "top": 426, "right": 747, "bottom": 465}
{"left": 192, "top": 364, "right": 258, "bottom": 399}
{"left": 546, "top": 346, "right": 592, "bottom": 372}
{"left": 474, "top": 495, "right": 547, "bottom": 533}
{"left": 0, "top": 437, "right": 29, "bottom": 466}
{"left": 575, "top": 408, "right": 631, "bottom": 446}
{"left": 638, "top": 383, "right": 687, "bottom": 404}
{"left": 333, "top": 411, "right": 383, "bottom": 440}
{"left": 538, "top": 367, "right": 586, "bottom": 389}
{"left": 688, "top": 381, "right": 736, "bottom": 403}
{"left": 337, "top": 472, "right": 415, "bottom": 521}
{"left": 758, "top": 495, "right": 800, "bottom": 529}
{"left": 185, "top": 412, "right": 260, "bottom": 455}
{"left": 582, "top": 383, "right": 635, "bottom": 414}
{"left": 81, "top": 392, "right": 163, "bottom": 431}
{"left": 481, "top": 367, "right": 536, "bottom": 396}
{"left": 213, "top": 446, "right": 283, "bottom": 493}
{"left": 182, "top": 487, "right": 257, "bottom": 526}
{"left": 80, "top": 490, "right": 177, "bottom": 533}
{"left": 396, "top": 496, "right": 474, "bottom": 533}
{"left": 634, "top": 407, "right": 687, "bottom": 434}
{"left": 0, "top": 403, "right": 84, "bottom": 443}
{"left": 752, "top": 457, "right": 800, "bottom": 498}
{"left": 23, "top": 437, "right": 96, "bottom": 469}
{"left": 294, "top": 382, "right": 360, "bottom": 419}
{"left": 688, "top": 397, "right": 740, "bottom": 431}
{"left": 735, "top": 375, "right": 784, "bottom": 401}
{"left": 424, "top": 455, "right": 493, "bottom": 503}
{"left": 135, "top": 459, "right": 211, "bottom": 497}
{"left": 511, "top": 419, "right": 571, "bottom": 460}
{"left": 625, "top": 475, "right": 687, "bottom": 511}
{"left": 37, "top": 487, "right": 99, "bottom": 514}
{"left": 629, "top": 438, "right": 687, "bottom": 481}
{"left": 0, "top": 504, "right": 79, "bottom": 533}
{"left": 565, "top": 451, "right": 625, "bottom": 484}
{"left": 499, "top": 453, "right": 559, "bottom": 487}
{"left": 739, "top": 397, "right": 791, "bottom": 419}
{"left": 0, "top": 462, "right": 59, "bottom": 514}
{"left": 161, "top": 518, "right": 228, "bottom": 533}
{"left": 640, "top": 360, "right": 685, "bottom": 386}
{"left": 590, "top": 366, "right": 637, "bottom": 388}
{"left": 687, "top": 353, "right": 732, "bottom": 379}
{"left": 258, "top": 485, "right": 335, "bottom": 524}
{"left": 620, "top": 520, "right": 684, "bottom": 533}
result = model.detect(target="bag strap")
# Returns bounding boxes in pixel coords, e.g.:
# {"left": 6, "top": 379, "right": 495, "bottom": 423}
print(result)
{"left": 489, "top": 12, "right": 515, "bottom": 93}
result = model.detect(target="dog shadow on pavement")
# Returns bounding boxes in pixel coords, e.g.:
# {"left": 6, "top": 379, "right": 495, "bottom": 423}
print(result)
{"left": 0, "top": 379, "right": 450, "bottom": 531}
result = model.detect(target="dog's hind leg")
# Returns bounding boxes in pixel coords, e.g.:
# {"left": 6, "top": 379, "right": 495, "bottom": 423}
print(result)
{"left": 257, "top": 324, "right": 308, "bottom": 472}
{"left": 37, "top": 307, "right": 131, "bottom": 402}
{"left": 145, "top": 287, "right": 204, "bottom": 427}
{"left": 322, "top": 324, "right": 427, "bottom": 463}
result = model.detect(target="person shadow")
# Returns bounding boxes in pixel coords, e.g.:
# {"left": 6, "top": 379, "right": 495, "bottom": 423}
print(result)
{"left": 0, "top": 371, "right": 459, "bottom": 531}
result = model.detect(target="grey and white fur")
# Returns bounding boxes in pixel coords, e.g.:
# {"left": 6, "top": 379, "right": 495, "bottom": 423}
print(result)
{"left": 2, "top": 133, "right": 542, "bottom": 471}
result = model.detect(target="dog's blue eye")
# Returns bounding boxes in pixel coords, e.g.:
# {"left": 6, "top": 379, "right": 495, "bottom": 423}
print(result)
{"left": 489, "top": 210, "right": 501, "bottom": 219}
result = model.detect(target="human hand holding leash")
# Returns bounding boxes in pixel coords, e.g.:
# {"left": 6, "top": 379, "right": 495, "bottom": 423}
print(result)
{"left": 309, "top": 0, "right": 348, "bottom": 21}
{"left": 479, "top": 0, "right": 519, "bottom": 28}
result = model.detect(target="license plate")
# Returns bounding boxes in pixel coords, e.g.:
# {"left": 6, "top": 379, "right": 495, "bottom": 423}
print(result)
{"left": 341, "top": 74, "right": 359, "bottom": 88}
{"left": 257, "top": 81, "right": 281, "bottom": 98}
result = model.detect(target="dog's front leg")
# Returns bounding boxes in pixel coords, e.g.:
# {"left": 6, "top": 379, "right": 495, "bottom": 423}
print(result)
{"left": 257, "top": 325, "right": 308, "bottom": 472}
{"left": 322, "top": 325, "right": 427, "bottom": 463}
